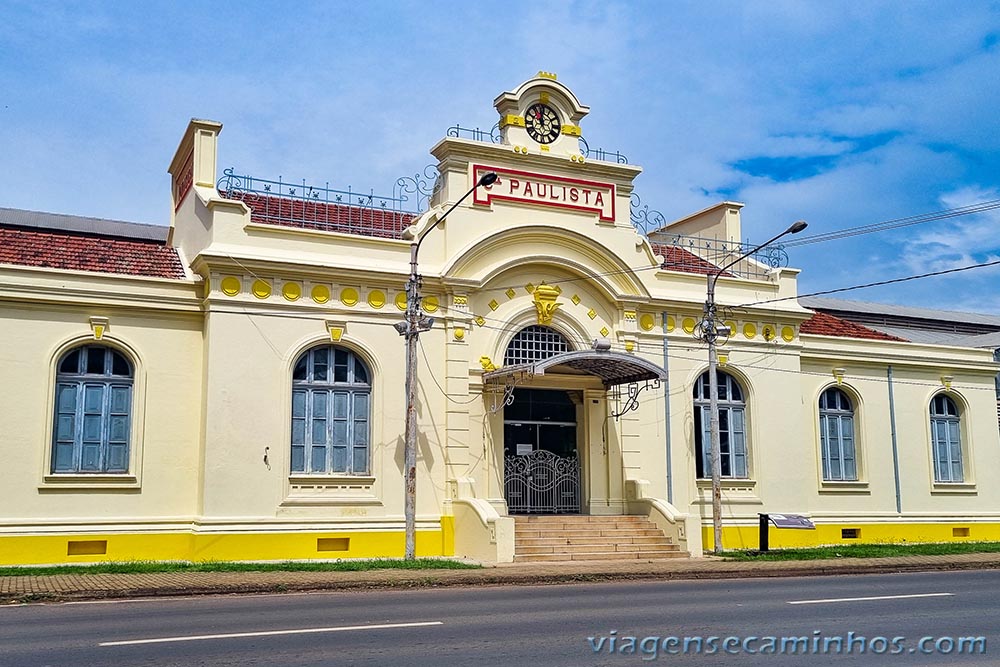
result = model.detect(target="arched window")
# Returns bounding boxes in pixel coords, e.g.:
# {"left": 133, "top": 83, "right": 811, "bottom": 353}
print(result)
{"left": 693, "top": 370, "right": 747, "bottom": 479}
{"left": 52, "top": 345, "right": 133, "bottom": 473}
{"left": 930, "top": 394, "right": 962, "bottom": 483}
{"left": 819, "top": 387, "right": 857, "bottom": 481}
{"left": 503, "top": 325, "right": 571, "bottom": 366}
{"left": 291, "top": 346, "right": 370, "bottom": 475}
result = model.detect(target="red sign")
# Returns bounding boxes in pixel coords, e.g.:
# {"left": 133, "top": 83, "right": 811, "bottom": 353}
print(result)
{"left": 472, "top": 165, "right": 616, "bottom": 222}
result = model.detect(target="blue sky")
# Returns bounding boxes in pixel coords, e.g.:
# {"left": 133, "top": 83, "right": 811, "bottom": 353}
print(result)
{"left": 2, "top": 1, "right": 999, "bottom": 313}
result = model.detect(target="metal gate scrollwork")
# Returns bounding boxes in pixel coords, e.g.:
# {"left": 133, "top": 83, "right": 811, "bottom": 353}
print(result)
{"left": 504, "top": 449, "right": 580, "bottom": 514}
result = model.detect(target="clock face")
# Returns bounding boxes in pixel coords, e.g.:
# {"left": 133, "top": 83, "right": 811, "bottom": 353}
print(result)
{"left": 524, "top": 103, "right": 561, "bottom": 144}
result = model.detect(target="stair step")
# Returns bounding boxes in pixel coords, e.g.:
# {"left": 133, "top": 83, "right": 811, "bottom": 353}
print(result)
{"left": 515, "top": 528, "right": 664, "bottom": 539}
{"left": 515, "top": 521, "right": 657, "bottom": 532}
{"left": 513, "top": 550, "right": 689, "bottom": 563}
{"left": 516, "top": 536, "right": 674, "bottom": 547}
{"left": 516, "top": 542, "right": 680, "bottom": 555}
{"left": 515, "top": 515, "right": 648, "bottom": 523}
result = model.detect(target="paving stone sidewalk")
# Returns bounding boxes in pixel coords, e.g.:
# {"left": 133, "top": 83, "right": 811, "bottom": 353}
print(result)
{"left": 3, "top": 553, "right": 1000, "bottom": 604}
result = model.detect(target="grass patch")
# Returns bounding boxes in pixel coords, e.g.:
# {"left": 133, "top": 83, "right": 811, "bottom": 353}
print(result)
{"left": 724, "top": 541, "right": 1000, "bottom": 561}
{"left": 0, "top": 558, "right": 480, "bottom": 577}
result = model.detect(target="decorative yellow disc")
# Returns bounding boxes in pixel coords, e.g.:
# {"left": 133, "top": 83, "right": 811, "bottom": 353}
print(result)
{"left": 639, "top": 313, "right": 655, "bottom": 331}
{"left": 625, "top": 340, "right": 635, "bottom": 352}
{"left": 762, "top": 324, "right": 777, "bottom": 341}
{"left": 743, "top": 323, "right": 757, "bottom": 339}
{"left": 422, "top": 296, "right": 439, "bottom": 313}
{"left": 340, "top": 288, "right": 359, "bottom": 307}
{"left": 682, "top": 317, "right": 696, "bottom": 334}
{"left": 282, "top": 282, "right": 301, "bottom": 301}
{"left": 220, "top": 276, "right": 241, "bottom": 296}
{"left": 251, "top": 279, "right": 271, "bottom": 299}
{"left": 368, "top": 289, "right": 386, "bottom": 309}
{"left": 395, "top": 292, "right": 407, "bottom": 310}
{"left": 454, "top": 327, "right": 465, "bottom": 341}
{"left": 725, "top": 320, "right": 737, "bottom": 338}
{"left": 666, "top": 316, "right": 675, "bottom": 332}
{"left": 311, "top": 285, "right": 330, "bottom": 304}
{"left": 781, "top": 326, "right": 795, "bottom": 342}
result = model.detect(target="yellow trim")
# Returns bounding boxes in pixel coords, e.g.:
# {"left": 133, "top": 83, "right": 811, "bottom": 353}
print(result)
{"left": 743, "top": 322, "right": 757, "bottom": 339}
{"left": 0, "top": 523, "right": 454, "bottom": 565}
{"left": 781, "top": 325, "right": 795, "bottom": 342}
{"left": 251, "top": 279, "right": 271, "bottom": 299}
{"left": 537, "top": 72, "right": 557, "bottom": 81}
{"left": 701, "top": 522, "right": 1000, "bottom": 551}
{"left": 562, "top": 124, "right": 581, "bottom": 137}
{"left": 599, "top": 326, "right": 610, "bottom": 337}
{"left": 221, "top": 276, "right": 241, "bottom": 296}
{"left": 395, "top": 292, "right": 407, "bottom": 310}
{"left": 282, "top": 282, "right": 301, "bottom": 301}
{"left": 682, "top": 317, "right": 696, "bottom": 334}
{"left": 311, "top": 284, "right": 330, "bottom": 304}
{"left": 500, "top": 114, "right": 526, "bottom": 128}
{"left": 422, "top": 296, "right": 439, "bottom": 313}
{"left": 367, "top": 289, "right": 386, "bottom": 309}
{"left": 340, "top": 287, "right": 359, "bottom": 307}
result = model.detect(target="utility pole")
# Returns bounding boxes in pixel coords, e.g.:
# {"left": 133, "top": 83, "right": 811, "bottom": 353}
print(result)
{"left": 703, "top": 220, "right": 807, "bottom": 555}
{"left": 399, "top": 171, "right": 497, "bottom": 560}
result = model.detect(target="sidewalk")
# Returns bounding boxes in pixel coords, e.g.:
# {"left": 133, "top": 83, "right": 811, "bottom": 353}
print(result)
{"left": 4, "top": 553, "right": 1000, "bottom": 604}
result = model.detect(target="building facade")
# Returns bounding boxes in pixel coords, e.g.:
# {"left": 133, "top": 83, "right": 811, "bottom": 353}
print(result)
{"left": 2, "top": 74, "right": 999, "bottom": 565}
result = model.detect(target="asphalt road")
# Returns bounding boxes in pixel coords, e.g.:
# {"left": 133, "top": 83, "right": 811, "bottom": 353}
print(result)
{"left": 1, "top": 570, "right": 997, "bottom": 666}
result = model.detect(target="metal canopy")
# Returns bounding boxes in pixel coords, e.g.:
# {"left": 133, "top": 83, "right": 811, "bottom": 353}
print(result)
{"left": 482, "top": 350, "right": 667, "bottom": 388}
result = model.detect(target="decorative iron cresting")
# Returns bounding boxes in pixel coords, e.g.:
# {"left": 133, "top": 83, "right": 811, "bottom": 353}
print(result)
{"left": 578, "top": 136, "right": 629, "bottom": 164}
{"left": 394, "top": 164, "right": 443, "bottom": 212}
{"left": 504, "top": 449, "right": 581, "bottom": 514}
{"left": 447, "top": 123, "right": 503, "bottom": 144}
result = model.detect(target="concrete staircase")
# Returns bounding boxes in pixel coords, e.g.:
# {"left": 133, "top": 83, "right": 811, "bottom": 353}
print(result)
{"left": 513, "top": 515, "right": 687, "bottom": 563}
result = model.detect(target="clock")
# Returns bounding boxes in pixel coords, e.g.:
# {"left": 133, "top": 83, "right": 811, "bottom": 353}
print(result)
{"left": 524, "top": 102, "right": 561, "bottom": 144}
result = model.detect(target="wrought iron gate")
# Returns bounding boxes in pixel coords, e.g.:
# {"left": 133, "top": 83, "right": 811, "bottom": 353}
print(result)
{"left": 504, "top": 449, "right": 581, "bottom": 514}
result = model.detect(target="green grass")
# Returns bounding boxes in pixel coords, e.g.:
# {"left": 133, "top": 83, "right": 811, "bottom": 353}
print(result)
{"left": 723, "top": 541, "right": 1000, "bottom": 561}
{"left": 0, "top": 558, "right": 481, "bottom": 577}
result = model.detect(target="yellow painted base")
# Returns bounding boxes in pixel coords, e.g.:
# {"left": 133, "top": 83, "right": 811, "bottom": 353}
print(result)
{"left": 0, "top": 517, "right": 456, "bottom": 566}
{"left": 702, "top": 521, "right": 1000, "bottom": 552}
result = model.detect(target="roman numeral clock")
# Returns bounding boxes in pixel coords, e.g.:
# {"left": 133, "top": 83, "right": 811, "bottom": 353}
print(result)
{"left": 495, "top": 72, "right": 590, "bottom": 155}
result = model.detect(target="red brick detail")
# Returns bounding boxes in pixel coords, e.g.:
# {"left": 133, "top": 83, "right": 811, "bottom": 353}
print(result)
{"left": 650, "top": 242, "right": 731, "bottom": 277}
{"left": 226, "top": 191, "right": 417, "bottom": 239}
{"left": 0, "top": 227, "right": 185, "bottom": 279}
{"left": 174, "top": 149, "right": 194, "bottom": 212}
{"left": 800, "top": 310, "right": 907, "bottom": 341}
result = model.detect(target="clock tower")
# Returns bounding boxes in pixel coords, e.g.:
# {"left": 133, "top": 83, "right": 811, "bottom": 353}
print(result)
{"left": 494, "top": 72, "right": 590, "bottom": 156}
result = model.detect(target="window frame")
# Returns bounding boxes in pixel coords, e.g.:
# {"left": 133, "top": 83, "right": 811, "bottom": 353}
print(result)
{"left": 929, "top": 393, "right": 965, "bottom": 484}
{"left": 818, "top": 386, "right": 858, "bottom": 482}
{"left": 41, "top": 338, "right": 144, "bottom": 489}
{"left": 693, "top": 370, "right": 749, "bottom": 480}
{"left": 290, "top": 345, "right": 372, "bottom": 476}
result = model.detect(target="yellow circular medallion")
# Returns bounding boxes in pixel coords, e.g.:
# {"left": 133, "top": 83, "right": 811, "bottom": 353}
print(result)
{"left": 666, "top": 316, "right": 675, "bottom": 332}
{"left": 682, "top": 317, "right": 696, "bottom": 334}
{"left": 395, "top": 292, "right": 407, "bottom": 311}
{"left": 422, "top": 296, "right": 439, "bottom": 313}
{"left": 251, "top": 279, "right": 271, "bottom": 299}
{"left": 311, "top": 285, "right": 330, "bottom": 304}
{"left": 781, "top": 326, "right": 795, "bottom": 342}
{"left": 368, "top": 289, "right": 386, "bottom": 309}
{"left": 639, "top": 313, "right": 655, "bottom": 331}
{"left": 282, "top": 282, "right": 301, "bottom": 301}
{"left": 340, "top": 288, "right": 359, "bottom": 307}
{"left": 454, "top": 327, "right": 465, "bottom": 341}
{"left": 743, "top": 323, "right": 757, "bottom": 339}
{"left": 725, "top": 320, "right": 737, "bottom": 339}
{"left": 220, "top": 276, "right": 241, "bottom": 297}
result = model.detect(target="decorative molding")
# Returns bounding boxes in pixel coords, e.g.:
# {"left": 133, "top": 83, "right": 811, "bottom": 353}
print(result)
{"left": 89, "top": 316, "right": 109, "bottom": 340}
{"left": 533, "top": 284, "right": 562, "bottom": 325}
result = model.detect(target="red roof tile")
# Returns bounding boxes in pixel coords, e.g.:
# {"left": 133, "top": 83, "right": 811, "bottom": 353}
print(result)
{"left": 0, "top": 227, "right": 186, "bottom": 279}
{"left": 801, "top": 310, "right": 907, "bottom": 341}
{"left": 650, "top": 242, "right": 731, "bottom": 276}
{"left": 226, "top": 191, "right": 417, "bottom": 239}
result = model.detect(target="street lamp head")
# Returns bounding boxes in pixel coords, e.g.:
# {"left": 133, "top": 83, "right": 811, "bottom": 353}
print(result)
{"left": 477, "top": 172, "right": 499, "bottom": 188}
{"left": 787, "top": 220, "right": 808, "bottom": 234}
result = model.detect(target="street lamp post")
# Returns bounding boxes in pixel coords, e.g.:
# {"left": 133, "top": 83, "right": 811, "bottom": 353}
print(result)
{"left": 399, "top": 171, "right": 498, "bottom": 560}
{"left": 703, "top": 220, "right": 807, "bottom": 555}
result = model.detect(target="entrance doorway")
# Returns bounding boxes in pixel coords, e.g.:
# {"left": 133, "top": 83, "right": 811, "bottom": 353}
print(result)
{"left": 503, "top": 388, "right": 580, "bottom": 514}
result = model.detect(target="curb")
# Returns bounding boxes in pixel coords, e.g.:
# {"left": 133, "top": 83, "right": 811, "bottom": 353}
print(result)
{"left": 4, "top": 557, "right": 1000, "bottom": 605}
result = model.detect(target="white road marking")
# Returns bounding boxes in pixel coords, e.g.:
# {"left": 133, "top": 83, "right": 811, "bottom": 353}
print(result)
{"left": 99, "top": 620, "right": 443, "bottom": 646}
{"left": 787, "top": 592, "right": 954, "bottom": 605}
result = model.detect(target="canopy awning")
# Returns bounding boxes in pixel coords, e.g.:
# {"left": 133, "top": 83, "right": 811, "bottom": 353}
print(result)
{"left": 482, "top": 350, "right": 667, "bottom": 388}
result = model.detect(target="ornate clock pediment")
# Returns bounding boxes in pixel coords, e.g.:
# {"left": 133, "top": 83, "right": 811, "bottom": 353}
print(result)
{"left": 495, "top": 72, "right": 589, "bottom": 155}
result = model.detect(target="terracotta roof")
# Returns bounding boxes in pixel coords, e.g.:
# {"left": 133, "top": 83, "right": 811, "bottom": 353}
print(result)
{"left": 225, "top": 191, "right": 417, "bottom": 239}
{"left": 801, "top": 310, "right": 907, "bottom": 342}
{"left": 650, "top": 242, "right": 731, "bottom": 276}
{"left": 0, "top": 226, "right": 186, "bottom": 279}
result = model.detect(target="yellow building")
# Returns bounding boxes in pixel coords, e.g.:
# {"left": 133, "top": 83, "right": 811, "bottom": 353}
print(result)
{"left": 2, "top": 74, "right": 998, "bottom": 565}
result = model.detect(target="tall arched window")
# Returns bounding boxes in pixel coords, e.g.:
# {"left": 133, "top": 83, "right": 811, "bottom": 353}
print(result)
{"left": 504, "top": 325, "right": 571, "bottom": 366}
{"left": 693, "top": 371, "right": 747, "bottom": 479}
{"left": 291, "top": 346, "right": 371, "bottom": 475}
{"left": 819, "top": 387, "right": 857, "bottom": 481}
{"left": 930, "top": 394, "right": 963, "bottom": 483}
{"left": 52, "top": 345, "right": 133, "bottom": 473}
